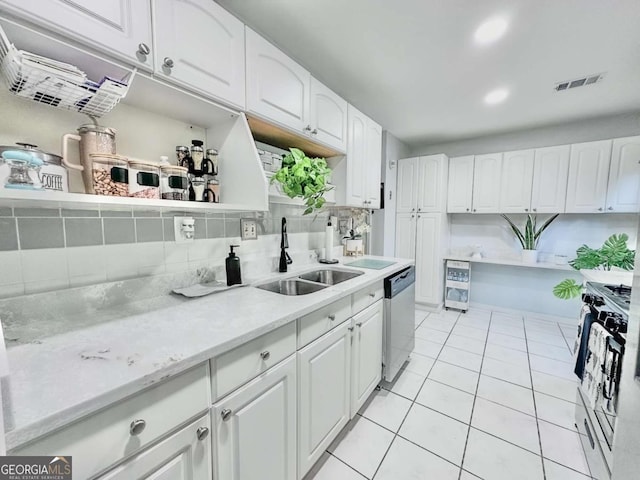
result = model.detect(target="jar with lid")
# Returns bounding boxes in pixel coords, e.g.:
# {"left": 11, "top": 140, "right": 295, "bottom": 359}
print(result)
{"left": 206, "top": 149, "right": 219, "bottom": 176}
{"left": 90, "top": 154, "right": 129, "bottom": 196}
{"left": 189, "top": 176, "right": 208, "bottom": 202}
{"left": 176, "top": 146, "right": 189, "bottom": 168}
{"left": 160, "top": 165, "right": 188, "bottom": 200}
{"left": 206, "top": 178, "right": 220, "bottom": 203}
{"left": 129, "top": 160, "right": 160, "bottom": 199}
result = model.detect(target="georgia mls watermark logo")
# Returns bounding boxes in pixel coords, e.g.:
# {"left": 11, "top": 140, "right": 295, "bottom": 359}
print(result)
{"left": 0, "top": 456, "right": 72, "bottom": 480}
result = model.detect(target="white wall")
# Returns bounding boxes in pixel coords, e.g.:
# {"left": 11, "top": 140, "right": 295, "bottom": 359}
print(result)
{"left": 411, "top": 111, "right": 640, "bottom": 157}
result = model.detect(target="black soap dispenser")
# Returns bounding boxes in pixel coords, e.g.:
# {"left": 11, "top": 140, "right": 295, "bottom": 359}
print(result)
{"left": 226, "top": 245, "right": 242, "bottom": 286}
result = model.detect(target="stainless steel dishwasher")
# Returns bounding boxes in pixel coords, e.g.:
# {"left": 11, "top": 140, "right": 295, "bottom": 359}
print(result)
{"left": 383, "top": 266, "right": 415, "bottom": 382}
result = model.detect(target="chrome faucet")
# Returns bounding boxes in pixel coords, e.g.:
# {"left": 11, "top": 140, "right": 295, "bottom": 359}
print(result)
{"left": 279, "top": 217, "right": 293, "bottom": 272}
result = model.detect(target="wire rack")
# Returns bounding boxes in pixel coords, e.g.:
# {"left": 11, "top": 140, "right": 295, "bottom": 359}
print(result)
{"left": 0, "top": 24, "right": 133, "bottom": 118}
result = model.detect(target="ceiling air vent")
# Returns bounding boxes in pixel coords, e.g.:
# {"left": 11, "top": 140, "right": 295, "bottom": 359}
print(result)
{"left": 555, "top": 73, "right": 604, "bottom": 92}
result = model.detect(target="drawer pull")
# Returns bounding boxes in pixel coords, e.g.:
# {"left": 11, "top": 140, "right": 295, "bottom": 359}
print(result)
{"left": 137, "top": 42, "right": 150, "bottom": 55}
{"left": 368, "top": 293, "right": 376, "bottom": 298}
{"left": 129, "top": 419, "right": 146, "bottom": 436}
{"left": 221, "top": 409, "right": 233, "bottom": 421}
{"left": 196, "top": 426, "right": 210, "bottom": 441}
{"left": 348, "top": 326, "right": 354, "bottom": 332}
{"left": 328, "top": 314, "right": 336, "bottom": 321}
{"left": 163, "top": 57, "right": 174, "bottom": 69}
{"left": 584, "top": 419, "right": 595, "bottom": 449}
{"left": 260, "top": 350, "right": 271, "bottom": 360}
{"left": 356, "top": 322, "right": 363, "bottom": 327}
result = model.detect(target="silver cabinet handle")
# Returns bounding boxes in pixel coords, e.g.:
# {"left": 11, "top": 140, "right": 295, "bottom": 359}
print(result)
{"left": 130, "top": 419, "right": 146, "bottom": 436}
{"left": 466, "top": 208, "right": 470, "bottom": 212}
{"left": 608, "top": 206, "right": 614, "bottom": 211}
{"left": 368, "top": 293, "right": 375, "bottom": 298}
{"left": 597, "top": 207, "right": 603, "bottom": 212}
{"left": 137, "top": 43, "right": 150, "bottom": 55}
{"left": 328, "top": 314, "right": 336, "bottom": 321}
{"left": 260, "top": 351, "right": 270, "bottom": 360}
{"left": 411, "top": 208, "right": 415, "bottom": 212}
{"left": 196, "top": 426, "right": 210, "bottom": 441}
{"left": 221, "top": 409, "right": 232, "bottom": 421}
{"left": 303, "top": 125, "right": 312, "bottom": 132}
{"left": 473, "top": 209, "right": 477, "bottom": 212}
{"left": 311, "top": 128, "right": 318, "bottom": 135}
{"left": 347, "top": 326, "right": 354, "bottom": 331}
{"left": 411, "top": 214, "right": 415, "bottom": 218}
{"left": 524, "top": 208, "right": 529, "bottom": 212}
{"left": 163, "top": 57, "right": 174, "bottom": 68}
{"left": 532, "top": 208, "right": 537, "bottom": 212}
{"left": 356, "top": 322, "right": 363, "bottom": 327}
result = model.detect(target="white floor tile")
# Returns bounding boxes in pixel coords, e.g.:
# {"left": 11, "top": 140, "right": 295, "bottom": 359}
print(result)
{"left": 404, "top": 352, "right": 436, "bottom": 376}
{"left": 416, "top": 379, "right": 475, "bottom": 423}
{"left": 543, "top": 458, "right": 592, "bottom": 480}
{"left": 415, "top": 310, "right": 429, "bottom": 328}
{"left": 471, "top": 397, "right": 540, "bottom": 454}
{"left": 527, "top": 341, "right": 572, "bottom": 362}
{"left": 328, "top": 416, "right": 394, "bottom": 479}
{"left": 428, "top": 361, "right": 479, "bottom": 394}
{"left": 445, "top": 334, "right": 486, "bottom": 355}
{"left": 374, "top": 436, "right": 460, "bottom": 480}
{"left": 525, "top": 321, "right": 564, "bottom": 334}
{"left": 476, "top": 375, "right": 536, "bottom": 416}
{"left": 413, "top": 337, "right": 444, "bottom": 358}
{"left": 421, "top": 317, "right": 456, "bottom": 333}
{"left": 482, "top": 357, "right": 532, "bottom": 388}
{"left": 451, "top": 324, "right": 488, "bottom": 340}
{"left": 529, "top": 354, "right": 576, "bottom": 380}
{"left": 386, "top": 369, "right": 426, "bottom": 400}
{"left": 459, "top": 471, "right": 482, "bottom": 480}
{"left": 415, "top": 326, "right": 449, "bottom": 344}
{"left": 531, "top": 371, "right": 579, "bottom": 404}
{"left": 490, "top": 323, "right": 526, "bottom": 339}
{"left": 526, "top": 330, "right": 568, "bottom": 347}
{"left": 359, "top": 389, "right": 412, "bottom": 433}
{"left": 463, "top": 428, "right": 544, "bottom": 480}
{"left": 456, "top": 316, "right": 490, "bottom": 330}
{"left": 304, "top": 453, "right": 366, "bottom": 480}
{"left": 483, "top": 343, "right": 530, "bottom": 368}
{"left": 399, "top": 404, "right": 468, "bottom": 466}
{"left": 535, "top": 392, "right": 579, "bottom": 431}
{"left": 438, "top": 346, "right": 483, "bottom": 372}
{"left": 487, "top": 332, "right": 528, "bottom": 352}
{"left": 538, "top": 420, "right": 590, "bottom": 475}
{"left": 491, "top": 312, "right": 523, "bottom": 322}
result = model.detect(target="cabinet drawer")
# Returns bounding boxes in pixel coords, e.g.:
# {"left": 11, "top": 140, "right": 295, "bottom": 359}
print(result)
{"left": 213, "top": 322, "right": 296, "bottom": 400}
{"left": 12, "top": 364, "right": 209, "bottom": 480}
{"left": 297, "top": 296, "right": 352, "bottom": 348}
{"left": 352, "top": 283, "right": 384, "bottom": 314}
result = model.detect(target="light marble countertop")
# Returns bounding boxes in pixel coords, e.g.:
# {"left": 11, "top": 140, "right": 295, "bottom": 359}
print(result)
{"left": 4, "top": 255, "right": 413, "bottom": 451}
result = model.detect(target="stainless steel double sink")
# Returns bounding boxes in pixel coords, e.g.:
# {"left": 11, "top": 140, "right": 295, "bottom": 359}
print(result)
{"left": 255, "top": 268, "right": 364, "bottom": 296}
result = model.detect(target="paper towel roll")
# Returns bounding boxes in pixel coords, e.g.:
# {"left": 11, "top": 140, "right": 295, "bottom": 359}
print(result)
{"left": 325, "top": 224, "right": 333, "bottom": 260}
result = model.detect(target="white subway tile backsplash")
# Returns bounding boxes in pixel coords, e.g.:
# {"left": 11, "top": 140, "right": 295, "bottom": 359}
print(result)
{"left": 103, "top": 244, "right": 139, "bottom": 281}
{"left": 24, "top": 278, "right": 70, "bottom": 294}
{"left": 134, "top": 242, "right": 166, "bottom": 276}
{"left": 0, "top": 283, "right": 24, "bottom": 298}
{"left": 66, "top": 246, "right": 106, "bottom": 279}
{"left": 0, "top": 250, "right": 23, "bottom": 285}
{"left": 20, "top": 248, "right": 69, "bottom": 283}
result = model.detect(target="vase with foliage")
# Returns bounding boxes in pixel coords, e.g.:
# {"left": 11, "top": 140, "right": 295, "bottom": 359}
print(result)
{"left": 271, "top": 148, "right": 333, "bottom": 215}
{"left": 501, "top": 214, "right": 559, "bottom": 263}
{"left": 553, "top": 233, "right": 636, "bottom": 299}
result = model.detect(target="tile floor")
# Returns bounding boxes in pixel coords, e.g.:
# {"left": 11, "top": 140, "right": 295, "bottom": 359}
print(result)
{"left": 305, "top": 306, "right": 594, "bottom": 480}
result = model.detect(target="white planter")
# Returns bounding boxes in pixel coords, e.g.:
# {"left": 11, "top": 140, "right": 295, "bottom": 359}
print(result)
{"left": 522, "top": 249, "right": 538, "bottom": 264}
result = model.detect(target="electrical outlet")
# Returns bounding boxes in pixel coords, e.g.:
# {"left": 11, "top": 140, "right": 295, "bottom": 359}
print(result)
{"left": 174, "top": 216, "right": 195, "bottom": 243}
{"left": 240, "top": 218, "right": 258, "bottom": 240}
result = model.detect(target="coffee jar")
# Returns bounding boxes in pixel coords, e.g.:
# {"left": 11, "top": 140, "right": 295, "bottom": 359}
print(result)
{"left": 206, "top": 178, "right": 220, "bottom": 203}
{"left": 160, "top": 165, "right": 188, "bottom": 201}
{"left": 90, "top": 154, "right": 129, "bottom": 196}
{"left": 129, "top": 160, "right": 160, "bottom": 199}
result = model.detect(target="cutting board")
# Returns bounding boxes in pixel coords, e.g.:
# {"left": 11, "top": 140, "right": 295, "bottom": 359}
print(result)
{"left": 344, "top": 259, "right": 396, "bottom": 270}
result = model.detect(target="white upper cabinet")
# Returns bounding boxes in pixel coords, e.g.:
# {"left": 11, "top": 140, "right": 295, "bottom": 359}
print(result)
{"left": 531, "top": 145, "right": 570, "bottom": 214}
{"left": 0, "top": 0, "right": 153, "bottom": 68}
{"left": 396, "top": 158, "right": 419, "bottom": 213}
{"left": 472, "top": 153, "right": 502, "bottom": 213}
{"left": 566, "top": 140, "right": 612, "bottom": 213}
{"left": 606, "top": 136, "right": 640, "bottom": 213}
{"left": 309, "top": 77, "right": 348, "bottom": 152}
{"left": 365, "top": 119, "right": 383, "bottom": 208}
{"left": 499, "top": 149, "right": 534, "bottom": 213}
{"left": 153, "top": 0, "right": 246, "bottom": 109}
{"left": 417, "top": 154, "right": 448, "bottom": 213}
{"left": 345, "top": 104, "right": 368, "bottom": 206}
{"left": 447, "top": 156, "right": 474, "bottom": 213}
{"left": 246, "top": 27, "right": 310, "bottom": 133}
{"left": 394, "top": 212, "right": 416, "bottom": 259}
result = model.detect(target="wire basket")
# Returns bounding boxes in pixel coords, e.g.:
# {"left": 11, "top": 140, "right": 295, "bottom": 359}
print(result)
{"left": 0, "top": 24, "right": 133, "bottom": 118}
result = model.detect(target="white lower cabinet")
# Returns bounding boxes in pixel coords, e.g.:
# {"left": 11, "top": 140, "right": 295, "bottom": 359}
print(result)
{"left": 212, "top": 355, "right": 297, "bottom": 480}
{"left": 297, "top": 321, "right": 352, "bottom": 478}
{"left": 97, "top": 415, "right": 212, "bottom": 480}
{"left": 394, "top": 212, "right": 416, "bottom": 259}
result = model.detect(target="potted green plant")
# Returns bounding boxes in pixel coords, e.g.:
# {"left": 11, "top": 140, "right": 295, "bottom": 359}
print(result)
{"left": 271, "top": 148, "right": 333, "bottom": 215}
{"left": 501, "top": 214, "right": 559, "bottom": 264}
{"left": 553, "top": 233, "right": 636, "bottom": 299}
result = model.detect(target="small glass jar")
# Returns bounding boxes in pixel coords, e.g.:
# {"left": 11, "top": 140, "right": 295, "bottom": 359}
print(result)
{"left": 190, "top": 144, "right": 205, "bottom": 173}
{"left": 206, "top": 148, "right": 219, "bottom": 176}
{"left": 190, "top": 176, "right": 207, "bottom": 202}
{"left": 175, "top": 146, "right": 189, "bottom": 167}
{"left": 89, "top": 154, "right": 129, "bottom": 196}
{"left": 129, "top": 160, "right": 160, "bottom": 199}
{"left": 160, "top": 165, "right": 188, "bottom": 201}
{"left": 206, "top": 178, "right": 220, "bottom": 203}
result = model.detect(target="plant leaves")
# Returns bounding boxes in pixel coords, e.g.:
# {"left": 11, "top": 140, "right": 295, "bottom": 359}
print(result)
{"left": 553, "top": 279, "right": 583, "bottom": 299}
{"left": 500, "top": 215, "right": 526, "bottom": 249}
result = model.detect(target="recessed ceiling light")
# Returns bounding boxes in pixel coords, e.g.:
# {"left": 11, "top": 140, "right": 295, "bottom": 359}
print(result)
{"left": 484, "top": 88, "right": 509, "bottom": 105}
{"left": 474, "top": 17, "right": 508, "bottom": 45}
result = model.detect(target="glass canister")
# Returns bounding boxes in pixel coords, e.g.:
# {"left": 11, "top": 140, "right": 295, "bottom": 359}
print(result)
{"left": 160, "top": 165, "right": 188, "bottom": 200}
{"left": 176, "top": 146, "right": 189, "bottom": 167}
{"left": 206, "top": 148, "right": 219, "bottom": 176}
{"left": 189, "top": 176, "right": 207, "bottom": 202}
{"left": 129, "top": 160, "right": 160, "bottom": 199}
{"left": 90, "top": 154, "right": 129, "bottom": 196}
{"left": 206, "top": 178, "right": 220, "bottom": 203}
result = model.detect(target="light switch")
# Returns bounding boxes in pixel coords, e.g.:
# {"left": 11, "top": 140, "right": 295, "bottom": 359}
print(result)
{"left": 240, "top": 218, "right": 258, "bottom": 240}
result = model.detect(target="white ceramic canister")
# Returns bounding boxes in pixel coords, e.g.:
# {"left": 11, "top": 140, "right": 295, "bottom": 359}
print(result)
{"left": 128, "top": 160, "right": 160, "bottom": 199}
{"left": 37, "top": 155, "right": 69, "bottom": 192}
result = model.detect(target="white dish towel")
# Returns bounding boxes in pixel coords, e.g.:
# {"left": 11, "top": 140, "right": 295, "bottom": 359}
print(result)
{"left": 582, "top": 323, "right": 611, "bottom": 410}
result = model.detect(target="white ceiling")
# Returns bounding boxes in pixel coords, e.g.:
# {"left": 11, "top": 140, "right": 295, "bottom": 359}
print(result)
{"left": 217, "top": 0, "right": 640, "bottom": 147}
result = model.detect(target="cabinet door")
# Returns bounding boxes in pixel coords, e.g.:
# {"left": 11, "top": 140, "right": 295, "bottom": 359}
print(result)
{"left": 605, "top": 136, "right": 640, "bottom": 213}
{"left": 531, "top": 145, "right": 570, "bottom": 213}
{"left": 499, "top": 149, "right": 534, "bottom": 213}
{"left": 351, "top": 301, "right": 383, "bottom": 417}
{"left": 213, "top": 355, "right": 296, "bottom": 480}
{"left": 309, "top": 77, "right": 348, "bottom": 152}
{"left": 447, "top": 156, "right": 474, "bottom": 213}
{"left": 365, "top": 118, "right": 383, "bottom": 208}
{"left": 566, "top": 140, "right": 612, "bottom": 213}
{"left": 297, "top": 322, "right": 351, "bottom": 478}
{"left": 417, "top": 154, "right": 448, "bottom": 213}
{"left": 415, "top": 214, "right": 445, "bottom": 305}
{"left": 246, "top": 28, "right": 310, "bottom": 133}
{"left": 98, "top": 416, "right": 212, "bottom": 480}
{"left": 396, "top": 157, "right": 418, "bottom": 213}
{"left": 394, "top": 213, "right": 416, "bottom": 259}
{"left": 472, "top": 153, "right": 502, "bottom": 213}
{"left": 153, "top": 0, "right": 245, "bottom": 108}
{"left": 0, "top": 0, "right": 152, "bottom": 68}
{"left": 344, "top": 104, "right": 367, "bottom": 207}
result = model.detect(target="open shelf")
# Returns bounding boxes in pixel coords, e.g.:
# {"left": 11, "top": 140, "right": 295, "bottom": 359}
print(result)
{"left": 444, "top": 255, "right": 574, "bottom": 272}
